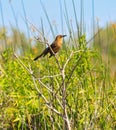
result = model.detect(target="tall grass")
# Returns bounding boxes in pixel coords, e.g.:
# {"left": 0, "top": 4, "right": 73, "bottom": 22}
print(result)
{"left": 0, "top": 0, "right": 116, "bottom": 130}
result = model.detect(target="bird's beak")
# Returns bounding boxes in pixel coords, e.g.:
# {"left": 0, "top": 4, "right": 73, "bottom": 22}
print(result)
{"left": 62, "top": 35, "right": 67, "bottom": 37}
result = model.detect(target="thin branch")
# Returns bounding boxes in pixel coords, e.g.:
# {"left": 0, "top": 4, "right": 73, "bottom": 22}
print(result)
{"left": 14, "top": 53, "right": 54, "bottom": 94}
{"left": 63, "top": 51, "right": 73, "bottom": 70}
{"left": 37, "top": 78, "right": 53, "bottom": 93}
{"left": 32, "top": 72, "right": 62, "bottom": 117}
{"left": 35, "top": 71, "right": 63, "bottom": 109}
{"left": 66, "top": 48, "right": 87, "bottom": 87}
{"left": 54, "top": 51, "right": 74, "bottom": 96}
{"left": 14, "top": 53, "right": 33, "bottom": 75}
{"left": 24, "top": 17, "right": 46, "bottom": 41}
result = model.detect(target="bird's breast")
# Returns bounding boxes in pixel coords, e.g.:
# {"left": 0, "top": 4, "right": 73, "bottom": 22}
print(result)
{"left": 56, "top": 39, "right": 62, "bottom": 47}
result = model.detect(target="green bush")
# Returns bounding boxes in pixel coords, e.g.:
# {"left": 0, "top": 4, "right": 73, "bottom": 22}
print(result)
{"left": 0, "top": 34, "right": 115, "bottom": 129}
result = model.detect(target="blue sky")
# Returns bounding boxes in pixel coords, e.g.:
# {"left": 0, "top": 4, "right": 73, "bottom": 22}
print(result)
{"left": 0, "top": 0, "right": 116, "bottom": 41}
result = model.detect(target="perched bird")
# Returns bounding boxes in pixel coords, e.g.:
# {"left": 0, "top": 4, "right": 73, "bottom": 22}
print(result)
{"left": 34, "top": 35, "right": 66, "bottom": 60}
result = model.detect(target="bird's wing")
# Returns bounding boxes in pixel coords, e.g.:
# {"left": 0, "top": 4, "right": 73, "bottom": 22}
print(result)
{"left": 50, "top": 43, "right": 56, "bottom": 49}
{"left": 42, "top": 47, "right": 49, "bottom": 56}
{"left": 50, "top": 43, "right": 60, "bottom": 53}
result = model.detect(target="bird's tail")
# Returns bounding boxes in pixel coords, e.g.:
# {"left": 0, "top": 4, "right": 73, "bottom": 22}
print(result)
{"left": 33, "top": 53, "right": 43, "bottom": 61}
{"left": 33, "top": 48, "right": 48, "bottom": 61}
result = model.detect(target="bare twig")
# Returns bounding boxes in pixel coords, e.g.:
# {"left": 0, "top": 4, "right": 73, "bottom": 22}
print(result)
{"left": 14, "top": 53, "right": 33, "bottom": 75}
{"left": 66, "top": 48, "right": 87, "bottom": 87}
{"left": 32, "top": 73, "right": 62, "bottom": 117}
{"left": 14, "top": 53, "right": 55, "bottom": 95}
{"left": 63, "top": 51, "right": 73, "bottom": 70}
{"left": 54, "top": 51, "right": 74, "bottom": 96}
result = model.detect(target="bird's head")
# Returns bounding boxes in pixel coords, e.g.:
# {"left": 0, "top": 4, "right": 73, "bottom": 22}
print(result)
{"left": 55, "top": 35, "right": 66, "bottom": 44}
{"left": 56, "top": 35, "right": 67, "bottom": 40}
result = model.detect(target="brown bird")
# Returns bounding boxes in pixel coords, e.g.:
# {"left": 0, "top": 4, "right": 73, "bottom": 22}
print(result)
{"left": 34, "top": 35, "right": 66, "bottom": 60}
